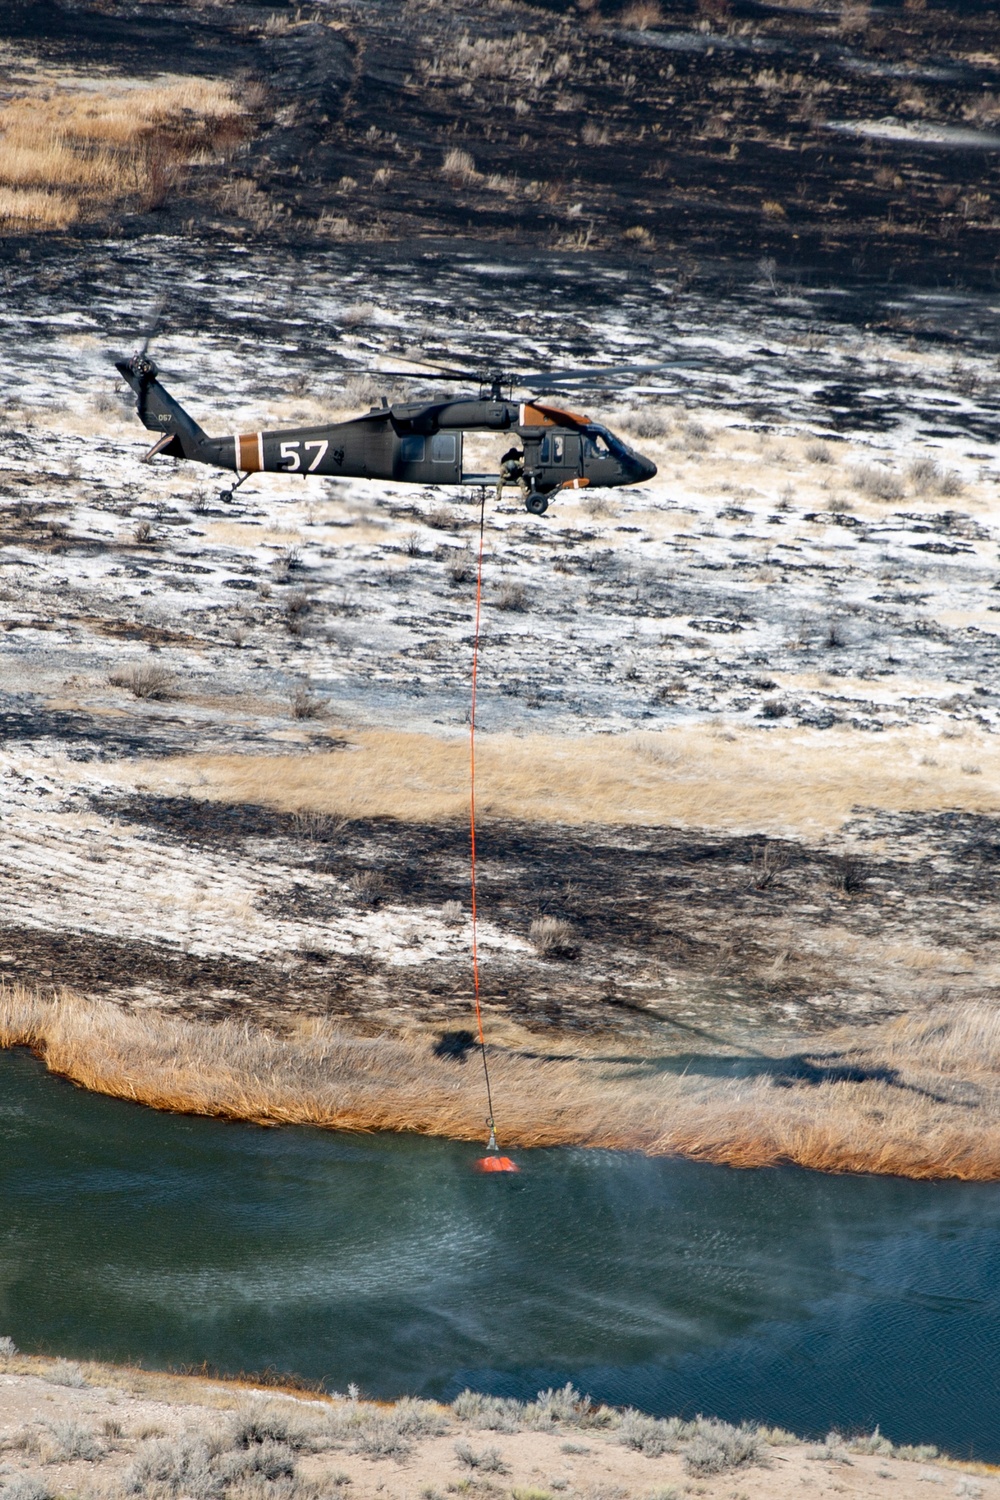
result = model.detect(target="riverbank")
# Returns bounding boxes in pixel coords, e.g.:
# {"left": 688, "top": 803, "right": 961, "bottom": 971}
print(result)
{"left": 0, "top": 1348, "right": 992, "bottom": 1500}
{"left": 4, "top": 984, "right": 1000, "bottom": 1181}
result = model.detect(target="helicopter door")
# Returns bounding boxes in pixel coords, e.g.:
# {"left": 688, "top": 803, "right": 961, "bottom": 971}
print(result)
{"left": 552, "top": 433, "right": 581, "bottom": 476}
{"left": 394, "top": 429, "right": 462, "bottom": 484}
{"left": 429, "top": 429, "right": 462, "bottom": 482}
{"left": 539, "top": 433, "right": 582, "bottom": 478}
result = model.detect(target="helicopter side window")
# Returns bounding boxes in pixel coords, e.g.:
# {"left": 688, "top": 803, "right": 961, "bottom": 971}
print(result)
{"left": 400, "top": 435, "right": 425, "bottom": 462}
{"left": 430, "top": 432, "right": 457, "bottom": 462}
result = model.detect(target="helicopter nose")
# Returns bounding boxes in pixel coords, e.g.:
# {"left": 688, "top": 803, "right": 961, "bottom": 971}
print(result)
{"left": 637, "top": 455, "right": 657, "bottom": 481}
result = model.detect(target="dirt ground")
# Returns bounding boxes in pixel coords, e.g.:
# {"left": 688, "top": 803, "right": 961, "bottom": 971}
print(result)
{"left": 0, "top": 1355, "right": 995, "bottom": 1500}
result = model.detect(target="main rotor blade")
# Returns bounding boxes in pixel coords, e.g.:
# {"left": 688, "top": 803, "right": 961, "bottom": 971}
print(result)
{"left": 517, "top": 358, "right": 697, "bottom": 385}
{"left": 334, "top": 354, "right": 708, "bottom": 392}
{"left": 342, "top": 368, "right": 473, "bottom": 381}
{"left": 384, "top": 357, "right": 698, "bottom": 384}
{"left": 397, "top": 352, "right": 500, "bottom": 377}
{"left": 104, "top": 350, "right": 193, "bottom": 381}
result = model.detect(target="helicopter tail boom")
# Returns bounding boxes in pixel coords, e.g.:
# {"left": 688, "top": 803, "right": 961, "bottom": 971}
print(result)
{"left": 115, "top": 357, "right": 209, "bottom": 461}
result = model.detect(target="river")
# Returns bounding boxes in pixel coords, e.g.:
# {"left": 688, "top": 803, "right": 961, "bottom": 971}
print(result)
{"left": 2, "top": 1049, "right": 998, "bottom": 1459}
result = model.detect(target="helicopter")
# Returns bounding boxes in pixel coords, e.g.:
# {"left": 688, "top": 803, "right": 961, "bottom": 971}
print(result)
{"left": 114, "top": 344, "right": 672, "bottom": 516}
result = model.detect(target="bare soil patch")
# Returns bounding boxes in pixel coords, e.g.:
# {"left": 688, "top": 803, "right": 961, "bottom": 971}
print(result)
{"left": 0, "top": 1353, "right": 991, "bottom": 1500}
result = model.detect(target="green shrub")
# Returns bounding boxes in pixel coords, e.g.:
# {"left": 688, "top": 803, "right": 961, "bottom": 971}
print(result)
{"left": 122, "top": 1436, "right": 219, "bottom": 1498}
{"left": 221, "top": 1441, "right": 296, "bottom": 1484}
{"left": 683, "top": 1419, "right": 766, "bottom": 1475}
{"left": 849, "top": 1426, "right": 894, "bottom": 1456}
{"left": 37, "top": 1420, "right": 102, "bottom": 1463}
{"left": 454, "top": 1439, "right": 508, "bottom": 1473}
{"left": 618, "top": 1410, "right": 683, "bottom": 1458}
{"left": 1, "top": 1478, "right": 53, "bottom": 1500}
{"left": 525, "top": 1384, "right": 588, "bottom": 1427}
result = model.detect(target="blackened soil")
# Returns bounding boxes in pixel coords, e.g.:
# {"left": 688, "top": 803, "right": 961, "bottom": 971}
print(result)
{"left": 9, "top": 787, "right": 980, "bottom": 1039}
{"left": 3, "top": 0, "right": 1000, "bottom": 289}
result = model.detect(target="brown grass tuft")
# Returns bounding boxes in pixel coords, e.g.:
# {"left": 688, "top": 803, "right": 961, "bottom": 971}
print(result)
{"left": 3, "top": 985, "right": 1000, "bottom": 1181}
{"left": 108, "top": 663, "right": 175, "bottom": 701}
{"left": 529, "top": 917, "right": 579, "bottom": 958}
{"left": 620, "top": 1, "right": 665, "bottom": 28}
{"left": 290, "top": 686, "right": 326, "bottom": 720}
{"left": 441, "top": 147, "right": 479, "bottom": 184}
{"left": 0, "top": 185, "right": 78, "bottom": 228}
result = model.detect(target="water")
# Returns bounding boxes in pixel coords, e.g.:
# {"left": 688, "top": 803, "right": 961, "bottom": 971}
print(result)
{"left": 2, "top": 1050, "right": 999, "bottom": 1459}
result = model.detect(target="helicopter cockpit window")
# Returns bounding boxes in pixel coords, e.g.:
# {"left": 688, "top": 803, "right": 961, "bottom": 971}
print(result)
{"left": 400, "top": 435, "right": 425, "bottom": 462}
{"left": 583, "top": 430, "right": 612, "bottom": 459}
{"left": 591, "top": 425, "right": 635, "bottom": 461}
{"left": 430, "top": 432, "right": 457, "bottom": 463}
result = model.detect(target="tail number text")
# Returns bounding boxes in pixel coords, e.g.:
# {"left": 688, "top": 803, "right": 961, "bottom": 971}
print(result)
{"left": 278, "top": 440, "right": 329, "bottom": 472}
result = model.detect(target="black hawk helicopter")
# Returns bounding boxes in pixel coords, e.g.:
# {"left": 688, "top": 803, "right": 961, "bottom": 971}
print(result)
{"left": 115, "top": 340, "right": 672, "bottom": 516}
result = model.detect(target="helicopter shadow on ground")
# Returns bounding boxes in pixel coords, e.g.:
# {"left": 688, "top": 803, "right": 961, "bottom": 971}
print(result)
{"left": 616, "top": 1051, "right": 955, "bottom": 1103}
{"left": 551, "top": 1048, "right": 954, "bottom": 1105}
{"left": 493, "top": 1012, "right": 958, "bottom": 1106}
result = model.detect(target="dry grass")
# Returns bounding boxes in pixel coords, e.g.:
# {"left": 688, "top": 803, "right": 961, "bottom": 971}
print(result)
{"left": 908, "top": 457, "right": 964, "bottom": 497}
{"left": 838, "top": 0, "right": 871, "bottom": 34}
{"left": 441, "top": 146, "right": 479, "bottom": 184}
{"left": 620, "top": 0, "right": 665, "bottom": 27}
{"left": 108, "top": 663, "right": 175, "bottom": 701}
{"left": 581, "top": 121, "right": 611, "bottom": 146}
{"left": 422, "top": 32, "right": 548, "bottom": 87}
{"left": 851, "top": 463, "right": 905, "bottom": 502}
{"left": 132, "top": 724, "right": 1000, "bottom": 841}
{"left": 3, "top": 985, "right": 1000, "bottom": 1180}
{"left": 0, "top": 76, "right": 250, "bottom": 227}
{"left": 529, "top": 917, "right": 579, "bottom": 958}
{"left": 0, "top": 1355, "right": 980, "bottom": 1496}
{"left": 0, "top": 185, "right": 78, "bottom": 228}
{"left": 289, "top": 686, "right": 325, "bottom": 721}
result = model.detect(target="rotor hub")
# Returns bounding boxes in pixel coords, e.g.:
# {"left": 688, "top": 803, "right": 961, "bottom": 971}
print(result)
{"left": 130, "top": 352, "right": 158, "bottom": 380}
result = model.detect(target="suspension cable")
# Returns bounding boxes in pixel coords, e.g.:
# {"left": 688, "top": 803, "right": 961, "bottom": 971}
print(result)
{"left": 469, "top": 486, "right": 498, "bottom": 1147}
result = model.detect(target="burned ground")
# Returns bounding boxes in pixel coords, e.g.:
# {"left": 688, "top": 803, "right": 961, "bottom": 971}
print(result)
{"left": 0, "top": 765, "right": 997, "bottom": 1050}
{"left": 2, "top": 0, "right": 1000, "bottom": 288}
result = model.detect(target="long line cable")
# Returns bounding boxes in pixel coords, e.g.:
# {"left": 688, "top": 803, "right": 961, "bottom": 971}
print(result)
{"left": 469, "top": 486, "right": 498, "bottom": 1146}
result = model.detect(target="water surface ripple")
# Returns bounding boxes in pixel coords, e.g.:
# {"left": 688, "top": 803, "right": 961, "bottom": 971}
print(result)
{"left": 2, "top": 1051, "right": 998, "bottom": 1458}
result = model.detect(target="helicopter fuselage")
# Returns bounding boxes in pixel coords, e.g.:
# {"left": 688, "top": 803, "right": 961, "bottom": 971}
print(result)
{"left": 214, "top": 398, "right": 657, "bottom": 497}
{"left": 118, "top": 358, "right": 657, "bottom": 507}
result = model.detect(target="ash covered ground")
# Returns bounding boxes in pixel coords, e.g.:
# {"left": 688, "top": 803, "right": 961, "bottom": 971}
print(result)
{"left": 2, "top": 0, "right": 1000, "bottom": 1056}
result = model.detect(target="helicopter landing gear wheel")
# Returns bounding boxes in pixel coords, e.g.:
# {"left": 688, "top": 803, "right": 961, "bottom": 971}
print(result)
{"left": 221, "top": 472, "right": 251, "bottom": 506}
{"left": 525, "top": 492, "right": 549, "bottom": 516}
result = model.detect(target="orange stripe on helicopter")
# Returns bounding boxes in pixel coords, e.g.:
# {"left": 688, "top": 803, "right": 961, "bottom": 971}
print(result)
{"left": 518, "top": 402, "right": 591, "bottom": 428}
{"left": 559, "top": 477, "right": 590, "bottom": 490}
{"left": 237, "top": 433, "right": 264, "bottom": 472}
